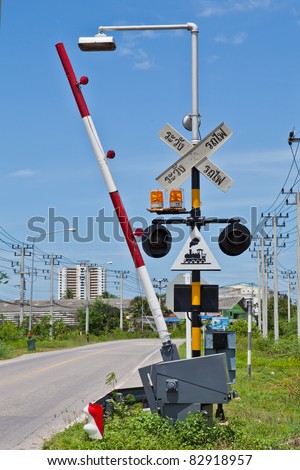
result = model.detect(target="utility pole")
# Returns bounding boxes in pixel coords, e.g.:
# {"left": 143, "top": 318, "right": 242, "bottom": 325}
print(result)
{"left": 115, "top": 270, "right": 129, "bottom": 330}
{"left": 257, "top": 248, "right": 261, "bottom": 331}
{"left": 79, "top": 262, "right": 91, "bottom": 342}
{"left": 297, "top": 192, "right": 300, "bottom": 341}
{"left": 79, "top": 261, "right": 98, "bottom": 341}
{"left": 273, "top": 216, "right": 279, "bottom": 341}
{"left": 263, "top": 213, "right": 288, "bottom": 341}
{"left": 250, "top": 243, "right": 262, "bottom": 331}
{"left": 12, "top": 244, "right": 32, "bottom": 327}
{"left": 43, "top": 254, "right": 62, "bottom": 338}
{"left": 282, "top": 270, "right": 296, "bottom": 322}
{"left": 261, "top": 237, "right": 268, "bottom": 338}
{"left": 255, "top": 234, "right": 272, "bottom": 338}
{"left": 282, "top": 190, "right": 300, "bottom": 341}
{"left": 153, "top": 277, "right": 168, "bottom": 306}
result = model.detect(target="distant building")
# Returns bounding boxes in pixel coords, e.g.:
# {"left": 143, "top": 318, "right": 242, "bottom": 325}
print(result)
{"left": 220, "top": 283, "right": 259, "bottom": 310}
{"left": 0, "top": 298, "right": 132, "bottom": 327}
{"left": 58, "top": 265, "right": 107, "bottom": 300}
{"left": 219, "top": 296, "right": 247, "bottom": 322}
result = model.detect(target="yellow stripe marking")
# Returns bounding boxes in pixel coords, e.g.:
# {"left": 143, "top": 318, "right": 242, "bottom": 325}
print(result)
{"left": 0, "top": 349, "right": 109, "bottom": 386}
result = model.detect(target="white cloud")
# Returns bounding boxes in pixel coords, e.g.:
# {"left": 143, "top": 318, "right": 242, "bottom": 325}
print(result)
{"left": 134, "top": 50, "right": 154, "bottom": 70}
{"left": 207, "top": 54, "right": 219, "bottom": 63}
{"left": 198, "top": 0, "right": 272, "bottom": 17}
{"left": 9, "top": 169, "right": 35, "bottom": 177}
{"left": 214, "top": 32, "right": 248, "bottom": 44}
{"left": 119, "top": 32, "right": 155, "bottom": 70}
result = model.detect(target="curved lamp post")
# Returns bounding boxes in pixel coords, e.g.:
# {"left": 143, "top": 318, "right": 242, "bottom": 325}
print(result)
{"left": 78, "top": 22, "right": 200, "bottom": 143}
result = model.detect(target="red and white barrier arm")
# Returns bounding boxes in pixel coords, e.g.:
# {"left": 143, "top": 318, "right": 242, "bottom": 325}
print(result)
{"left": 55, "top": 43, "right": 171, "bottom": 346}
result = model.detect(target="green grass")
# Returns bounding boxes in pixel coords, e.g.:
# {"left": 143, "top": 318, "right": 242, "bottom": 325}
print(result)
{"left": 0, "top": 330, "right": 159, "bottom": 360}
{"left": 43, "top": 335, "right": 300, "bottom": 450}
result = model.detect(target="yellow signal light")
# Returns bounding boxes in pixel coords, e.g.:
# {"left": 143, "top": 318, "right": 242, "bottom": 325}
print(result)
{"left": 150, "top": 190, "right": 164, "bottom": 209}
{"left": 169, "top": 189, "right": 184, "bottom": 208}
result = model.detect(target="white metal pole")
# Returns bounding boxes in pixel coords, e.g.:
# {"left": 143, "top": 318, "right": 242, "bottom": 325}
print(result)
{"left": 247, "top": 298, "right": 252, "bottom": 377}
{"left": 191, "top": 26, "right": 199, "bottom": 144}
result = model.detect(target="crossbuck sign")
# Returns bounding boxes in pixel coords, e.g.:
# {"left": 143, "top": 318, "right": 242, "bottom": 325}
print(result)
{"left": 156, "top": 122, "right": 234, "bottom": 192}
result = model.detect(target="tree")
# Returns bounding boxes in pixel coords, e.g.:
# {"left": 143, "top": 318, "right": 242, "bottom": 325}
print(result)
{"left": 101, "top": 291, "right": 117, "bottom": 299}
{"left": 63, "top": 288, "right": 74, "bottom": 299}
{"left": 128, "top": 294, "right": 172, "bottom": 318}
{"left": 128, "top": 296, "right": 151, "bottom": 318}
{"left": 0, "top": 271, "right": 8, "bottom": 285}
{"left": 77, "top": 298, "right": 120, "bottom": 335}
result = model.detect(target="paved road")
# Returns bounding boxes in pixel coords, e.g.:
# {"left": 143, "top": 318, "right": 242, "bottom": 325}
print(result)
{"left": 0, "top": 338, "right": 182, "bottom": 450}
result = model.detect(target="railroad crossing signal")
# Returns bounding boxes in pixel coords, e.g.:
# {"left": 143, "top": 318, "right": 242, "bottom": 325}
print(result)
{"left": 156, "top": 122, "right": 234, "bottom": 191}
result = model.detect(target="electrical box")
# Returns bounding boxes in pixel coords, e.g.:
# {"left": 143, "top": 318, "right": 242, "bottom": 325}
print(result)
{"left": 204, "top": 330, "right": 236, "bottom": 384}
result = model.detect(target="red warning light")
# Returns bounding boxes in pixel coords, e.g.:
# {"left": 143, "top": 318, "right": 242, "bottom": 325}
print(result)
{"left": 79, "top": 76, "right": 89, "bottom": 85}
{"left": 134, "top": 228, "right": 144, "bottom": 238}
{"left": 107, "top": 150, "right": 116, "bottom": 159}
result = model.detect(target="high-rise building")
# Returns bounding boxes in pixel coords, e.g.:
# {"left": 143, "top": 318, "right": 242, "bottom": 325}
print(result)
{"left": 58, "top": 265, "right": 107, "bottom": 300}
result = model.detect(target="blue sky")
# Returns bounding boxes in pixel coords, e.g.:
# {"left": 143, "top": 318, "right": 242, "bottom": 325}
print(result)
{"left": 0, "top": 0, "right": 300, "bottom": 301}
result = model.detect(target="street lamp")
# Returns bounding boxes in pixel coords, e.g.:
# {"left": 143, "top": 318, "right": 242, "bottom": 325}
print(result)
{"left": 28, "top": 227, "right": 76, "bottom": 335}
{"left": 78, "top": 22, "right": 200, "bottom": 144}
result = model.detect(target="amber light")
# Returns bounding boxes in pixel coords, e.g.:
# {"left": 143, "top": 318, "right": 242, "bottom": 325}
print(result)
{"left": 169, "top": 189, "right": 183, "bottom": 208}
{"left": 150, "top": 190, "right": 164, "bottom": 209}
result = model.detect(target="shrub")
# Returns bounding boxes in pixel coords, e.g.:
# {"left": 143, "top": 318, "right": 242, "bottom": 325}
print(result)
{"left": 32, "top": 316, "right": 51, "bottom": 339}
{"left": 255, "top": 336, "right": 300, "bottom": 359}
{"left": 0, "top": 340, "right": 13, "bottom": 359}
{"left": 0, "top": 321, "right": 23, "bottom": 342}
{"left": 230, "top": 319, "right": 260, "bottom": 337}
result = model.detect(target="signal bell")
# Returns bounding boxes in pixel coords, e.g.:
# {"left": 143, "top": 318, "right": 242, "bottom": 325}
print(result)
{"left": 218, "top": 222, "right": 251, "bottom": 256}
{"left": 142, "top": 224, "right": 172, "bottom": 258}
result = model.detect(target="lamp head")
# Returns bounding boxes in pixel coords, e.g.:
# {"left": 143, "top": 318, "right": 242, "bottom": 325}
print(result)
{"left": 78, "top": 34, "right": 116, "bottom": 51}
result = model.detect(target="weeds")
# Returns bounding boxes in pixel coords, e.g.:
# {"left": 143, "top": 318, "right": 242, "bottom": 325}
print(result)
{"left": 43, "top": 329, "right": 300, "bottom": 450}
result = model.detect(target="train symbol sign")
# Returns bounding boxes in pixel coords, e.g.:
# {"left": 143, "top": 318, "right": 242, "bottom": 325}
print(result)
{"left": 171, "top": 227, "right": 221, "bottom": 271}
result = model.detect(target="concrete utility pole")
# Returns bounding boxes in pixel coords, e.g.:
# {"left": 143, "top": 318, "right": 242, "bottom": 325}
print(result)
{"left": 281, "top": 270, "right": 296, "bottom": 323}
{"left": 257, "top": 249, "right": 262, "bottom": 331}
{"left": 43, "top": 254, "right": 62, "bottom": 338}
{"left": 282, "top": 190, "right": 300, "bottom": 341}
{"left": 114, "top": 270, "right": 129, "bottom": 330}
{"left": 12, "top": 244, "right": 32, "bottom": 327}
{"left": 297, "top": 192, "right": 300, "bottom": 341}
{"left": 263, "top": 213, "right": 288, "bottom": 341}
{"left": 250, "top": 244, "right": 262, "bottom": 331}
{"left": 153, "top": 277, "right": 168, "bottom": 306}
{"left": 273, "top": 216, "right": 279, "bottom": 341}
{"left": 261, "top": 238, "right": 268, "bottom": 338}
{"left": 79, "top": 261, "right": 96, "bottom": 342}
